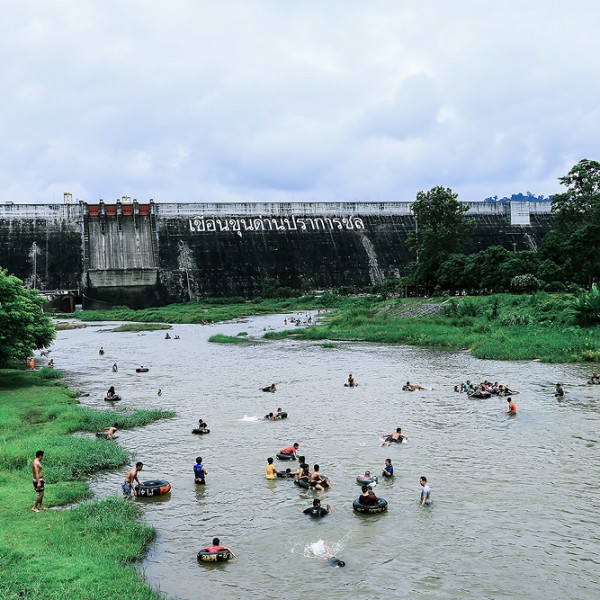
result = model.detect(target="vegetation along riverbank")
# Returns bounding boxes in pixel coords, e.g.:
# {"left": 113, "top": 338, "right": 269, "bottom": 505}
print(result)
{"left": 282, "top": 292, "right": 600, "bottom": 363}
{"left": 0, "top": 368, "right": 174, "bottom": 599}
{"left": 63, "top": 292, "right": 600, "bottom": 364}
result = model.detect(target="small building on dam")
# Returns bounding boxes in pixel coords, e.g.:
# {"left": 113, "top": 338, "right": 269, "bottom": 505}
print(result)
{"left": 0, "top": 199, "right": 554, "bottom": 309}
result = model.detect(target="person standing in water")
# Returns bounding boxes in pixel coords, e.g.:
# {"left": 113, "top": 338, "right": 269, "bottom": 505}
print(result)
{"left": 555, "top": 383, "right": 565, "bottom": 397}
{"left": 194, "top": 457, "right": 207, "bottom": 484}
{"left": 265, "top": 457, "right": 277, "bottom": 479}
{"left": 420, "top": 476, "right": 432, "bottom": 506}
{"left": 505, "top": 397, "right": 517, "bottom": 415}
{"left": 32, "top": 450, "right": 46, "bottom": 512}
{"left": 347, "top": 374, "right": 355, "bottom": 387}
{"left": 382, "top": 458, "right": 394, "bottom": 478}
{"left": 123, "top": 462, "right": 143, "bottom": 497}
{"left": 112, "top": 363, "right": 118, "bottom": 372}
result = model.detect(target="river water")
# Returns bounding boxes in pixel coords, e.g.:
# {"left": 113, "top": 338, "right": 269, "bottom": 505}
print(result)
{"left": 50, "top": 314, "right": 600, "bottom": 600}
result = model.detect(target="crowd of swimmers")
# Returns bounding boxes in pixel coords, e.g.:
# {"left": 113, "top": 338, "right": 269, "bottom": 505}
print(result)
{"left": 454, "top": 380, "right": 518, "bottom": 396}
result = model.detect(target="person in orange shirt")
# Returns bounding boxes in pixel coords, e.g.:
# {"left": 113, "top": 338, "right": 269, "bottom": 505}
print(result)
{"left": 505, "top": 397, "right": 517, "bottom": 415}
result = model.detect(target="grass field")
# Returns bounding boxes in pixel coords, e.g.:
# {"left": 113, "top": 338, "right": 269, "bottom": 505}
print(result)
{"left": 0, "top": 369, "right": 174, "bottom": 599}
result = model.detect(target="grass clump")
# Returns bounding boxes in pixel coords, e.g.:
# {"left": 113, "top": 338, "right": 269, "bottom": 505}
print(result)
{"left": 208, "top": 334, "right": 249, "bottom": 344}
{"left": 108, "top": 323, "right": 172, "bottom": 333}
{"left": 0, "top": 369, "right": 171, "bottom": 599}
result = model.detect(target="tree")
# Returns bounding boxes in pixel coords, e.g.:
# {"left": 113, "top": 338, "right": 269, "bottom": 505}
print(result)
{"left": 408, "top": 186, "right": 474, "bottom": 288}
{"left": 0, "top": 269, "right": 54, "bottom": 367}
{"left": 548, "top": 159, "right": 600, "bottom": 284}
{"left": 552, "top": 159, "right": 600, "bottom": 227}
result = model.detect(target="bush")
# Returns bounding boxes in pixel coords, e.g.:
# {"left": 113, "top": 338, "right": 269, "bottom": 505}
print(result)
{"left": 545, "top": 281, "right": 567, "bottom": 292}
{"left": 573, "top": 285, "right": 600, "bottom": 325}
{"left": 510, "top": 274, "right": 541, "bottom": 293}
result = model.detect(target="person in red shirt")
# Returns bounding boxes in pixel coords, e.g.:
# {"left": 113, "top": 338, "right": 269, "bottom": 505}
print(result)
{"left": 203, "top": 538, "right": 237, "bottom": 558}
{"left": 505, "top": 398, "right": 517, "bottom": 415}
{"left": 279, "top": 443, "right": 299, "bottom": 458}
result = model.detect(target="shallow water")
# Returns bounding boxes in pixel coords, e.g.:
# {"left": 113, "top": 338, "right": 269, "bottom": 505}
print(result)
{"left": 50, "top": 314, "right": 600, "bottom": 600}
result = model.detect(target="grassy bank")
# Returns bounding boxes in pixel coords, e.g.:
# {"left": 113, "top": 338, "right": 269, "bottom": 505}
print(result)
{"left": 60, "top": 293, "right": 598, "bottom": 363}
{"left": 0, "top": 369, "right": 175, "bottom": 599}
{"left": 60, "top": 295, "right": 367, "bottom": 325}
{"left": 287, "top": 293, "right": 600, "bottom": 363}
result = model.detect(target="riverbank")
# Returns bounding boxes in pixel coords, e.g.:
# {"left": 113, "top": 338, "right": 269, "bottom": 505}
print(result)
{"left": 286, "top": 293, "right": 600, "bottom": 363}
{"left": 60, "top": 293, "right": 599, "bottom": 363}
{"left": 0, "top": 369, "right": 174, "bottom": 599}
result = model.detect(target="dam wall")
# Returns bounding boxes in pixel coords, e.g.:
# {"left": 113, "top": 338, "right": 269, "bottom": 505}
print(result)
{"left": 0, "top": 200, "right": 554, "bottom": 307}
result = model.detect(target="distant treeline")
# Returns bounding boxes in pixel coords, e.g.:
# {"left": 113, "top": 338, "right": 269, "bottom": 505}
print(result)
{"left": 483, "top": 192, "right": 553, "bottom": 203}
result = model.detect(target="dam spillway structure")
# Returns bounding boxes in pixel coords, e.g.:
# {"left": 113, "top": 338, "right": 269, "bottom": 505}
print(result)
{"left": 0, "top": 198, "right": 554, "bottom": 308}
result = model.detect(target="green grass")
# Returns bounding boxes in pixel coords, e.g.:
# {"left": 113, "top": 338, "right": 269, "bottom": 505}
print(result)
{"left": 289, "top": 293, "right": 600, "bottom": 363}
{"left": 107, "top": 323, "right": 172, "bottom": 333}
{"left": 0, "top": 370, "right": 174, "bottom": 599}
{"left": 208, "top": 334, "right": 249, "bottom": 344}
{"left": 57, "top": 295, "right": 369, "bottom": 325}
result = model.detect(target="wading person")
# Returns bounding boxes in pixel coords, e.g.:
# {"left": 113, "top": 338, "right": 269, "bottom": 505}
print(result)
{"left": 123, "top": 462, "right": 143, "bottom": 497}
{"left": 303, "top": 498, "right": 331, "bottom": 518}
{"left": 382, "top": 458, "right": 394, "bottom": 478}
{"left": 420, "top": 476, "right": 432, "bottom": 506}
{"left": 266, "top": 457, "right": 277, "bottom": 479}
{"left": 32, "top": 450, "right": 46, "bottom": 512}
{"left": 194, "top": 456, "right": 207, "bottom": 485}
{"left": 505, "top": 397, "right": 517, "bottom": 415}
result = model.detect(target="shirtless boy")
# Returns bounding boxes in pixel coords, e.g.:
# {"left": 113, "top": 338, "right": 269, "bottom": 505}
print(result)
{"left": 32, "top": 450, "right": 46, "bottom": 512}
{"left": 123, "top": 462, "right": 143, "bottom": 497}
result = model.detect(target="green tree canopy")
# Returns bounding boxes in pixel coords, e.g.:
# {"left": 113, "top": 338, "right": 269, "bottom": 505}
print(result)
{"left": 552, "top": 158, "right": 600, "bottom": 226}
{"left": 408, "top": 186, "right": 474, "bottom": 287}
{"left": 0, "top": 269, "right": 55, "bottom": 367}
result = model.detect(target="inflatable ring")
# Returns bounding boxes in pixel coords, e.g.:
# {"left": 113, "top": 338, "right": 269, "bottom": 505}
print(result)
{"left": 264, "top": 412, "right": 288, "bottom": 420}
{"left": 469, "top": 392, "right": 491, "bottom": 399}
{"left": 104, "top": 395, "right": 121, "bottom": 402}
{"left": 276, "top": 452, "right": 296, "bottom": 461}
{"left": 136, "top": 368, "right": 149, "bottom": 373}
{"left": 352, "top": 498, "right": 388, "bottom": 514}
{"left": 587, "top": 381, "right": 600, "bottom": 385}
{"left": 297, "top": 479, "right": 310, "bottom": 489}
{"left": 277, "top": 470, "right": 295, "bottom": 478}
{"left": 356, "top": 475, "right": 378, "bottom": 485}
{"left": 135, "top": 480, "right": 171, "bottom": 497}
{"left": 197, "top": 550, "right": 232, "bottom": 562}
{"left": 192, "top": 428, "right": 211, "bottom": 434}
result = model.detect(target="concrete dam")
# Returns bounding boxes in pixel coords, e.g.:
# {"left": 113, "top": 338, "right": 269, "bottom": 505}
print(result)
{"left": 0, "top": 200, "right": 554, "bottom": 308}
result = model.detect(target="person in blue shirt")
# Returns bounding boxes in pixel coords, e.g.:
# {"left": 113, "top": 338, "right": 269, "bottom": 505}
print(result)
{"left": 420, "top": 476, "right": 431, "bottom": 506}
{"left": 194, "top": 456, "right": 207, "bottom": 485}
{"left": 382, "top": 458, "right": 394, "bottom": 478}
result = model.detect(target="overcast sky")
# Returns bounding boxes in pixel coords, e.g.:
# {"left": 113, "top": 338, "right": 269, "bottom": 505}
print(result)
{"left": 1, "top": 1, "right": 598, "bottom": 204}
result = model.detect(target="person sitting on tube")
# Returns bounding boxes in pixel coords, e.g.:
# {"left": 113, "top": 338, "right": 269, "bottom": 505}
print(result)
{"left": 358, "top": 484, "right": 378, "bottom": 505}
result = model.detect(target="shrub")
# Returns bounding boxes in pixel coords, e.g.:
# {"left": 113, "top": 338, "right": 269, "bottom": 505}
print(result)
{"left": 573, "top": 285, "right": 600, "bottom": 325}
{"left": 545, "top": 281, "right": 567, "bottom": 292}
{"left": 510, "top": 274, "right": 541, "bottom": 293}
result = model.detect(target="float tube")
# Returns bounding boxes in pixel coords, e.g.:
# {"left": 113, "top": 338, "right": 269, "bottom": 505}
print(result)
{"left": 356, "top": 475, "right": 378, "bottom": 486}
{"left": 276, "top": 452, "right": 297, "bottom": 461}
{"left": 192, "top": 428, "right": 211, "bottom": 434}
{"left": 104, "top": 395, "right": 121, "bottom": 402}
{"left": 469, "top": 391, "right": 492, "bottom": 399}
{"left": 197, "top": 549, "right": 232, "bottom": 563}
{"left": 352, "top": 498, "right": 388, "bottom": 514}
{"left": 328, "top": 557, "right": 346, "bottom": 567}
{"left": 135, "top": 480, "right": 171, "bottom": 497}
{"left": 95, "top": 432, "right": 115, "bottom": 440}
{"left": 276, "top": 470, "right": 295, "bottom": 478}
{"left": 136, "top": 367, "right": 149, "bottom": 373}
{"left": 264, "top": 412, "right": 288, "bottom": 420}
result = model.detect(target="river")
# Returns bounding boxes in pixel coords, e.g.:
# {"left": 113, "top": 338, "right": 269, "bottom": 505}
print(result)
{"left": 50, "top": 313, "right": 600, "bottom": 600}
